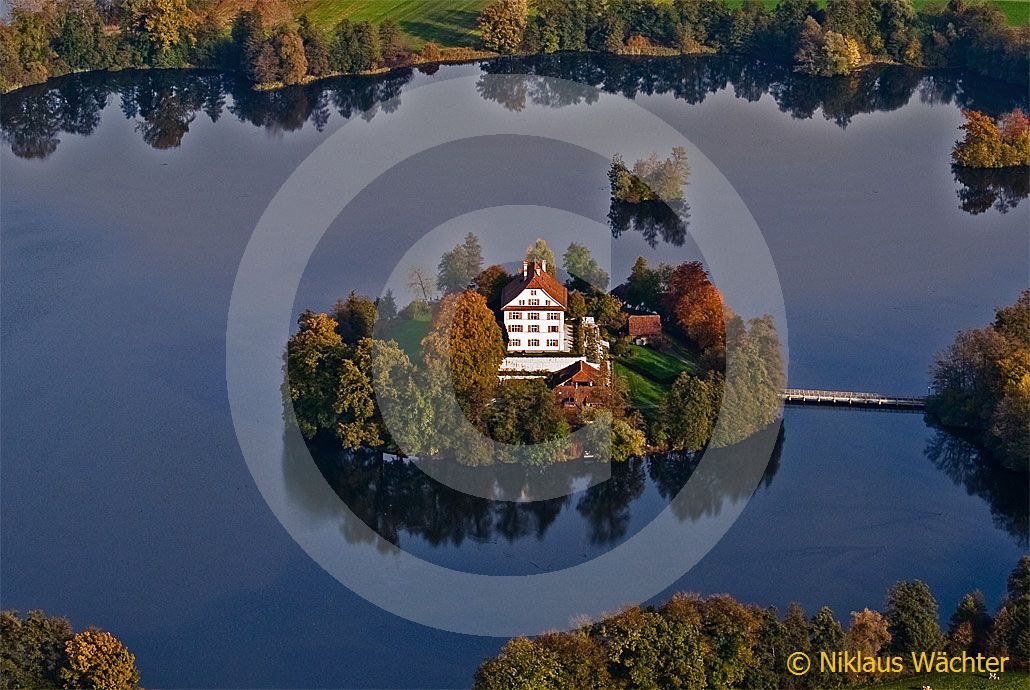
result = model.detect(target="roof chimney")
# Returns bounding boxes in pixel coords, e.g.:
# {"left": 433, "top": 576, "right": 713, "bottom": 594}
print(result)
{"left": 522, "top": 260, "right": 528, "bottom": 279}
{"left": 540, "top": 260, "right": 547, "bottom": 274}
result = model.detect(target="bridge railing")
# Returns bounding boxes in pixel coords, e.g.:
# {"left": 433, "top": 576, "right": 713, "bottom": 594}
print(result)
{"left": 781, "top": 389, "right": 926, "bottom": 407}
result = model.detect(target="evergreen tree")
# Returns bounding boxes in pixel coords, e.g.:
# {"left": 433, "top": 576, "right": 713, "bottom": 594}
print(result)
{"left": 885, "top": 580, "right": 944, "bottom": 654}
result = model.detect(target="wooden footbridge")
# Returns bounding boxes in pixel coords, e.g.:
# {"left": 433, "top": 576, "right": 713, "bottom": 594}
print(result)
{"left": 781, "top": 389, "right": 926, "bottom": 411}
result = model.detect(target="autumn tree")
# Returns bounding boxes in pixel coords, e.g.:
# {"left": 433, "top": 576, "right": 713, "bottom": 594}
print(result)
{"left": 473, "top": 632, "right": 615, "bottom": 690}
{"left": 438, "top": 232, "right": 484, "bottom": 293}
{"left": 274, "top": 28, "right": 307, "bottom": 85}
{"left": 698, "top": 595, "right": 758, "bottom": 690}
{"left": 121, "top": 0, "right": 196, "bottom": 66}
{"left": 663, "top": 261, "right": 725, "bottom": 355}
{"left": 478, "top": 0, "right": 528, "bottom": 54}
{"left": 60, "top": 629, "right": 141, "bottom": 690}
{"left": 844, "top": 608, "right": 892, "bottom": 683}
{"left": 422, "top": 290, "right": 505, "bottom": 414}
{"left": 594, "top": 604, "right": 707, "bottom": 690}
{"left": 927, "top": 290, "right": 1030, "bottom": 471}
{"left": 472, "top": 264, "right": 510, "bottom": 311}
{"left": 286, "top": 311, "right": 346, "bottom": 438}
{"left": 954, "top": 109, "right": 1030, "bottom": 168}
{"left": 795, "top": 16, "right": 862, "bottom": 76}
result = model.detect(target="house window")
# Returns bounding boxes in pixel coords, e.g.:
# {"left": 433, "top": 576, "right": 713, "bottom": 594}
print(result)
{"left": 510, "top": 339, "right": 520, "bottom": 347}
{"left": 528, "top": 339, "right": 540, "bottom": 347}
{"left": 548, "top": 325, "right": 559, "bottom": 333}
{"left": 547, "top": 339, "right": 559, "bottom": 347}
{"left": 545, "top": 299, "right": 551, "bottom": 305}
{"left": 508, "top": 325, "right": 523, "bottom": 333}
{"left": 548, "top": 312, "right": 560, "bottom": 320}
{"left": 529, "top": 299, "right": 540, "bottom": 306}
{"left": 529, "top": 312, "right": 540, "bottom": 320}
{"left": 530, "top": 290, "right": 537, "bottom": 296}
{"left": 518, "top": 299, "right": 525, "bottom": 305}
{"left": 510, "top": 312, "right": 521, "bottom": 320}
{"left": 529, "top": 324, "right": 540, "bottom": 333}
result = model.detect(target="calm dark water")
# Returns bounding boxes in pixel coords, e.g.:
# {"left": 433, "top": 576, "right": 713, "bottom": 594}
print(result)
{"left": 2, "top": 56, "right": 1027, "bottom": 687}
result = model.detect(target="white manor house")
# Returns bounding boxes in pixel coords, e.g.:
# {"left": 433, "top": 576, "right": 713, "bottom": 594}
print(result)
{"left": 500, "top": 260, "right": 568, "bottom": 353}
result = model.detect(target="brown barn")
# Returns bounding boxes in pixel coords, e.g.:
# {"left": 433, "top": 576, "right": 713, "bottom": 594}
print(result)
{"left": 627, "top": 314, "right": 662, "bottom": 343}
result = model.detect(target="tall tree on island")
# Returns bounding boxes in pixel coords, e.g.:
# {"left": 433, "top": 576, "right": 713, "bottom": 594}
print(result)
{"left": 525, "top": 238, "right": 558, "bottom": 276}
{"left": 437, "top": 232, "right": 485, "bottom": 293}
{"left": 563, "top": 242, "right": 609, "bottom": 292}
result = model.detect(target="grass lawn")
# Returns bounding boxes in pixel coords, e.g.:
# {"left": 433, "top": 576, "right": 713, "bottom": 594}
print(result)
{"left": 292, "top": 0, "right": 1026, "bottom": 44}
{"left": 294, "top": 0, "right": 491, "bottom": 45}
{"left": 614, "top": 362, "right": 666, "bottom": 423}
{"left": 620, "top": 342, "right": 696, "bottom": 384}
{"left": 380, "top": 316, "right": 431, "bottom": 361}
{"left": 863, "top": 671, "right": 1030, "bottom": 689}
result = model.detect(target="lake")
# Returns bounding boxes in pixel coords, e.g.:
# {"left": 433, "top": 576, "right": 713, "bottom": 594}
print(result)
{"left": 1, "top": 56, "right": 1027, "bottom": 687}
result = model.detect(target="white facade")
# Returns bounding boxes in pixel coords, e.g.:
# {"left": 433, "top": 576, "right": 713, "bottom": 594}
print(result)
{"left": 503, "top": 287, "right": 566, "bottom": 353}
{"left": 499, "top": 355, "right": 599, "bottom": 376}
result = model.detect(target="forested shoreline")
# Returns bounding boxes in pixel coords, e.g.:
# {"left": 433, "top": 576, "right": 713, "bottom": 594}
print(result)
{"left": 1, "top": 0, "right": 1027, "bottom": 94}
{"left": 473, "top": 557, "right": 1030, "bottom": 689}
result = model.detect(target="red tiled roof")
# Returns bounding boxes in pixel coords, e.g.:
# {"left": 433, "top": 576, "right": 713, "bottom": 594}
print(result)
{"left": 628, "top": 314, "right": 662, "bottom": 337}
{"left": 500, "top": 262, "right": 568, "bottom": 309}
{"left": 549, "top": 360, "right": 600, "bottom": 387}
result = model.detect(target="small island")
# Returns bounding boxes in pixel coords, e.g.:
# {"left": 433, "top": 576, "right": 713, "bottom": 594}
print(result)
{"left": 287, "top": 234, "right": 785, "bottom": 465}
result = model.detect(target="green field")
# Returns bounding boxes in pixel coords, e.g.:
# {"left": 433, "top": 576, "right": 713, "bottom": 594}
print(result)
{"left": 614, "top": 361, "right": 666, "bottom": 422}
{"left": 863, "top": 671, "right": 1030, "bottom": 689}
{"left": 293, "top": 0, "right": 1028, "bottom": 44}
{"left": 295, "top": 0, "right": 491, "bottom": 44}
{"left": 620, "top": 342, "right": 696, "bottom": 383}
{"left": 613, "top": 340, "right": 700, "bottom": 422}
